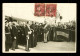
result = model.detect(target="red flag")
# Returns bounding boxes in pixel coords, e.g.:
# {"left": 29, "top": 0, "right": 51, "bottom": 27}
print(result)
{"left": 46, "top": 4, "right": 57, "bottom": 17}
{"left": 34, "top": 3, "right": 45, "bottom": 16}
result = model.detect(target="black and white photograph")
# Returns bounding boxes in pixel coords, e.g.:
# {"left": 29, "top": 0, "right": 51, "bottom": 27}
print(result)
{"left": 2, "top": 3, "right": 77, "bottom": 53}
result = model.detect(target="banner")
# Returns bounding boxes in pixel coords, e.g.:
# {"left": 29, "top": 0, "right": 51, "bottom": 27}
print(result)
{"left": 56, "top": 31, "right": 69, "bottom": 38}
{"left": 56, "top": 28, "right": 69, "bottom": 38}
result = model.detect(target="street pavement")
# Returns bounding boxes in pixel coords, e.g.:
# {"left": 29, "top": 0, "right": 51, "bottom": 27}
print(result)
{"left": 4, "top": 41, "right": 76, "bottom": 53}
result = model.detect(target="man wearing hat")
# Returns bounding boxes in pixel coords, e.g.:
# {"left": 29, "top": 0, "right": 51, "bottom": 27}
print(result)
{"left": 5, "top": 20, "right": 12, "bottom": 51}
{"left": 11, "top": 22, "right": 18, "bottom": 51}
{"left": 25, "top": 21, "right": 31, "bottom": 51}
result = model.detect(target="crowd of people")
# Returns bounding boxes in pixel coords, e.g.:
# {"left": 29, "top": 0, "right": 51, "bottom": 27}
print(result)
{"left": 5, "top": 17, "right": 76, "bottom": 52}
{"left": 55, "top": 21, "right": 75, "bottom": 30}
{"left": 5, "top": 19, "right": 47, "bottom": 51}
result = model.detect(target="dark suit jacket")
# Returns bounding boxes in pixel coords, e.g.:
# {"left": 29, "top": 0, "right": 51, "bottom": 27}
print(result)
{"left": 30, "top": 24, "right": 35, "bottom": 30}
{"left": 12, "top": 26, "right": 18, "bottom": 39}
{"left": 20, "top": 26, "right": 25, "bottom": 36}
{"left": 24, "top": 25, "right": 30, "bottom": 36}
{"left": 5, "top": 26, "right": 12, "bottom": 43}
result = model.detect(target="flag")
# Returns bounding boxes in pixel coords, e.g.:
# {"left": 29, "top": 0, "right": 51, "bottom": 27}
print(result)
{"left": 56, "top": 31, "right": 69, "bottom": 38}
{"left": 46, "top": 4, "right": 57, "bottom": 17}
{"left": 34, "top": 3, "right": 45, "bottom": 16}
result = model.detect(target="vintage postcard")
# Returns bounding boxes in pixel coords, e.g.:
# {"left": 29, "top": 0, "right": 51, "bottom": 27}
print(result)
{"left": 2, "top": 3, "right": 77, "bottom": 53}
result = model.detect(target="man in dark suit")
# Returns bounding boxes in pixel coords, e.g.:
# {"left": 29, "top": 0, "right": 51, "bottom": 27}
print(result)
{"left": 18, "top": 24, "right": 22, "bottom": 45}
{"left": 34, "top": 22, "right": 38, "bottom": 46}
{"left": 40, "top": 23, "right": 44, "bottom": 42}
{"left": 17, "top": 24, "right": 21, "bottom": 45}
{"left": 49, "top": 26, "right": 53, "bottom": 41}
{"left": 38, "top": 23, "right": 43, "bottom": 42}
{"left": 11, "top": 22, "right": 18, "bottom": 51}
{"left": 24, "top": 21, "right": 30, "bottom": 51}
{"left": 20, "top": 23, "right": 26, "bottom": 45}
{"left": 15, "top": 24, "right": 20, "bottom": 49}
{"left": 30, "top": 21, "right": 35, "bottom": 47}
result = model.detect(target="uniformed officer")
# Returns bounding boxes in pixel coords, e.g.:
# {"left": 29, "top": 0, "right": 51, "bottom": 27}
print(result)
{"left": 43, "top": 21, "right": 49, "bottom": 43}
{"left": 5, "top": 21, "right": 12, "bottom": 51}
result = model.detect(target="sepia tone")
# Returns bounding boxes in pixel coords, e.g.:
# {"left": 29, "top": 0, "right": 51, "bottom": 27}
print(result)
{"left": 2, "top": 3, "right": 76, "bottom": 53}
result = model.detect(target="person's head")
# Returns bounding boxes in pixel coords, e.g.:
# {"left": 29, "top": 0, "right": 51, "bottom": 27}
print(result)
{"left": 5, "top": 20, "right": 8, "bottom": 27}
{"left": 23, "top": 22, "right": 26, "bottom": 26}
{"left": 32, "top": 21, "right": 35, "bottom": 24}
{"left": 25, "top": 21, "right": 28, "bottom": 25}
{"left": 38, "top": 23, "right": 41, "bottom": 26}
{"left": 35, "top": 22, "right": 38, "bottom": 25}
{"left": 19, "top": 22, "right": 22, "bottom": 26}
{"left": 8, "top": 22, "right": 12, "bottom": 27}
{"left": 12, "top": 22, "right": 15, "bottom": 26}
{"left": 12, "top": 21, "right": 16, "bottom": 26}
{"left": 44, "top": 20, "right": 47, "bottom": 24}
{"left": 36, "top": 22, "right": 39, "bottom": 25}
{"left": 40, "top": 23, "right": 42, "bottom": 25}
{"left": 27, "top": 21, "right": 29, "bottom": 24}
